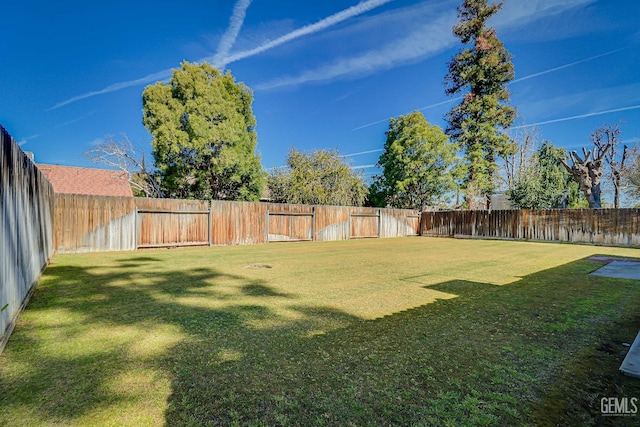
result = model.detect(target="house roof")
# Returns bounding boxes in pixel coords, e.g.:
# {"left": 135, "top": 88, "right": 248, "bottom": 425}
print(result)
{"left": 37, "top": 164, "right": 133, "bottom": 197}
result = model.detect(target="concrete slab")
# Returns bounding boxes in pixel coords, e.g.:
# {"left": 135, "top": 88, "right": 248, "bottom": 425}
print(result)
{"left": 620, "top": 330, "right": 640, "bottom": 379}
{"left": 587, "top": 256, "right": 640, "bottom": 264}
{"left": 590, "top": 261, "right": 640, "bottom": 280}
{"left": 590, "top": 260, "right": 640, "bottom": 379}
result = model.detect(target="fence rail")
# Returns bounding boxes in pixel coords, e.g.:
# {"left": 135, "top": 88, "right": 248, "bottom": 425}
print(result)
{"left": 1, "top": 125, "right": 54, "bottom": 353}
{"left": 421, "top": 209, "right": 640, "bottom": 246}
{"left": 267, "top": 209, "right": 314, "bottom": 243}
{"left": 350, "top": 210, "right": 380, "bottom": 239}
{"left": 53, "top": 195, "right": 421, "bottom": 253}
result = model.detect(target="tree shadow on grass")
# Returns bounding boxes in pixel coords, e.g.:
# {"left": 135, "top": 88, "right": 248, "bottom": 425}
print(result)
{"left": 0, "top": 260, "right": 360, "bottom": 426}
{"left": 1, "top": 256, "right": 640, "bottom": 426}
{"left": 160, "top": 257, "right": 640, "bottom": 426}
{"left": 241, "top": 283, "right": 293, "bottom": 297}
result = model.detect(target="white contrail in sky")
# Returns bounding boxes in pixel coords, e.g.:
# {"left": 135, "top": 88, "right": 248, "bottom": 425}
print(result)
{"left": 352, "top": 48, "right": 625, "bottom": 131}
{"left": 50, "top": 0, "right": 393, "bottom": 110}
{"left": 17, "top": 135, "right": 38, "bottom": 146}
{"left": 51, "top": 0, "right": 254, "bottom": 111}
{"left": 511, "top": 105, "right": 640, "bottom": 129}
{"left": 352, "top": 98, "right": 459, "bottom": 131}
{"left": 212, "top": 0, "right": 253, "bottom": 68}
{"left": 18, "top": 111, "right": 95, "bottom": 143}
{"left": 255, "top": 11, "right": 454, "bottom": 91}
{"left": 49, "top": 69, "right": 172, "bottom": 110}
{"left": 511, "top": 48, "right": 623, "bottom": 84}
{"left": 351, "top": 117, "right": 391, "bottom": 131}
{"left": 256, "top": 0, "right": 595, "bottom": 92}
{"left": 214, "top": 0, "right": 394, "bottom": 66}
{"left": 342, "top": 148, "right": 384, "bottom": 157}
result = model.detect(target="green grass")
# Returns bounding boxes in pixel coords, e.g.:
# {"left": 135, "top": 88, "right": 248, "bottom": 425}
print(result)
{"left": 1, "top": 237, "right": 640, "bottom": 426}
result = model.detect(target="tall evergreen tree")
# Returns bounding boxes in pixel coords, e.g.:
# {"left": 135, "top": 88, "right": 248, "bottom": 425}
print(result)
{"left": 142, "top": 61, "right": 264, "bottom": 200}
{"left": 445, "top": 0, "right": 515, "bottom": 209}
{"left": 370, "top": 112, "right": 459, "bottom": 210}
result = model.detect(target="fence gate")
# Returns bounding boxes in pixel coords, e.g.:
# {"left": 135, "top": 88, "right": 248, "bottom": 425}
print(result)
{"left": 406, "top": 214, "right": 421, "bottom": 236}
{"left": 136, "top": 208, "right": 211, "bottom": 248}
{"left": 350, "top": 210, "right": 380, "bottom": 239}
{"left": 266, "top": 209, "right": 315, "bottom": 242}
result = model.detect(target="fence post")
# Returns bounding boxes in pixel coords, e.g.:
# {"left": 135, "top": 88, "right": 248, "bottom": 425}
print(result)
{"left": 377, "top": 209, "right": 381, "bottom": 238}
{"left": 208, "top": 200, "right": 212, "bottom": 246}
{"left": 312, "top": 206, "right": 316, "bottom": 241}
{"left": 266, "top": 209, "right": 270, "bottom": 243}
{"left": 134, "top": 206, "right": 138, "bottom": 250}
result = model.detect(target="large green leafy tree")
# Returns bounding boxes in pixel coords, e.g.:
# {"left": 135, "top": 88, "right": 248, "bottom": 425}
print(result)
{"left": 142, "top": 61, "right": 264, "bottom": 200}
{"left": 445, "top": 0, "right": 516, "bottom": 209}
{"left": 509, "top": 142, "right": 584, "bottom": 209}
{"left": 268, "top": 148, "right": 367, "bottom": 206}
{"left": 369, "top": 111, "right": 459, "bottom": 210}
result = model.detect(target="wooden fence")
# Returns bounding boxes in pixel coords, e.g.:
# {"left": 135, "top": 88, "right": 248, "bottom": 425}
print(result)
{"left": 421, "top": 209, "right": 640, "bottom": 246}
{"left": 137, "top": 198, "right": 210, "bottom": 248}
{"left": 53, "top": 195, "right": 421, "bottom": 253}
{"left": 54, "top": 194, "right": 136, "bottom": 252}
{"left": 1, "top": 125, "right": 55, "bottom": 353}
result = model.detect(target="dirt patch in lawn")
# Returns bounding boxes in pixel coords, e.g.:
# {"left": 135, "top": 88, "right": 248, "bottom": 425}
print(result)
{"left": 244, "top": 264, "right": 273, "bottom": 269}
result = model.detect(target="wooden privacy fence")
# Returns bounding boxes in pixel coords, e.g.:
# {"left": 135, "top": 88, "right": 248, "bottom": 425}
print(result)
{"left": 1, "top": 125, "right": 54, "bottom": 353}
{"left": 136, "top": 198, "right": 210, "bottom": 248}
{"left": 350, "top": 211, "right": 380, "bottom": 239}
{"left": 421, "top": 209, "right": 640, "bottom": 247}
{"left": 267, "top": 209, "right": 314, "bottom": 242}
{"left": 54, "top": 194, "right": 421, "bottom": 253}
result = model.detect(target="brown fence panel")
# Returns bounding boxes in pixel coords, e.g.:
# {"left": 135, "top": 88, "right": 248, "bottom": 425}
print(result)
{"left": 52, "top": 196, "right": 424, "bottom": 252}
{"left": 1, "top": 125, "right": 54, "bottom": 353}
{"left": 266, "top": 203, "right": 314, "bottom": 242}
{"left": 136, "top": 198, "right": 209, "bottom": 248}
{"left": 314, "top": 205, "right": 351, "bottom": 241}
{"left": 421, "top": 209, "right": 640, "bottom": 247}
{"left": 350, "top": 208, "right": 380, "bottom": 239}
{"left": 54, "top": 194, "right": 135, "bottom": 253}
{"left": 210, "top": 200, "right": 267, "bottom": 245}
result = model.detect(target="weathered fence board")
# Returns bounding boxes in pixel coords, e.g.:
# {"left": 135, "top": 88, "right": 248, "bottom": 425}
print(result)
{"left": 1, "top": 125, "right": 54, "bottom": 354}
{"left": 53, "top": 196, "right": 420, "bottom": 252}
{"left": 210, "top": 200, "right": 267, "bottom": 245}
{"left": 314, "top": 205, "right": 351, "bottom": 241}
{"left": 136, "top": 198, "right": 209, "bottom": 248}
{"left": 421, "top": 209, "right": 640, "bottom": 247}
{"left": 54, "top": 194, "right": 136, "bottom": 253}
{"left": 267, "top": 209, "right": 314, "bottom": 242}
{"left": 350, "top": 209, "right": 380, "bottom": 239}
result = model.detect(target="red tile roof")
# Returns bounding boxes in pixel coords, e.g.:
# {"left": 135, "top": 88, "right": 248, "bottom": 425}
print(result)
{"left": 37, "top": 164, "right": 133, "bottom": 197}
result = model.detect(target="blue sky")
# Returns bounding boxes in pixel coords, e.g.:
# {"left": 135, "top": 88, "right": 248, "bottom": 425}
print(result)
{"left": 2, "top": 0, "right": 639, "bottom": 185}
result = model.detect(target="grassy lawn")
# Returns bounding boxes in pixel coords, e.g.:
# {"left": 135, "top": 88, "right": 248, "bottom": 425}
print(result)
{"left": 1, "top": 237, "right": 640, "bottom": 426}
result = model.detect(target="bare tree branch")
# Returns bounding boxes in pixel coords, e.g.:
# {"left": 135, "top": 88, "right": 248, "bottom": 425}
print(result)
{"left": 85, "top": 134, "right": 163, "bottom": 198}
{"left": 591, "top": 123, "right": 628, "bottom": 207}
{"left": 561, "top": 146, "right": 608, "bottom": 208}
{"left": 501, "top": 126, "right": 540, "bottom": 189}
